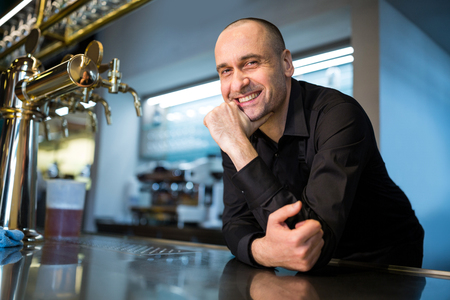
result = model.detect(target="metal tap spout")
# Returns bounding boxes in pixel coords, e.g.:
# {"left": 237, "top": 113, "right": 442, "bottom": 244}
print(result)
{"left": 86, "top": 110, "right": 98, "bottom": 133}
{"left": 61, "top": 117, "right": 69, "bottom": 138}
{"left": 43, "top": 121, "right": 51, "bottom": 141}
{"left": 91, "top": 94, "right": 112, "bottom": 125}
{"left": 97, "top": 77, "right": 141, "bottom": 117}
{"left": 118, "top": 83, "right": 142, "bottom": 117}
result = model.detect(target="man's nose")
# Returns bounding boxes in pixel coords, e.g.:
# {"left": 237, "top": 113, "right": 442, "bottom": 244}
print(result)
{"left": 231, "top": 71, "right": 250, "bottom": 93}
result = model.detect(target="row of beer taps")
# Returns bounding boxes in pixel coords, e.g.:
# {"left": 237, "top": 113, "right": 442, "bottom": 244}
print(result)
{"left": 40, "top": 37, "right": 141, "bottom": 139}
{"left": 0, "top": 28, "right": 142, "bottom": 242}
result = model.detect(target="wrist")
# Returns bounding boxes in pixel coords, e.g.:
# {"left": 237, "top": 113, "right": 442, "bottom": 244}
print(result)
{"left": 225, "top": 139, "right": 258, "bottom": 171}
{"left": 251, "top": 237, "right": 271, "bottom": 268}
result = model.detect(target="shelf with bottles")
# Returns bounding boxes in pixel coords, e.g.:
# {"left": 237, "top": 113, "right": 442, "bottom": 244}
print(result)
{"left": 0, "top": 0, "right": 154, "bottom": 70}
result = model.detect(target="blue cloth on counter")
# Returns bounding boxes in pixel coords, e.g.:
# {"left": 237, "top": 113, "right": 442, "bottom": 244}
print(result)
{"left": 0, "top": 226, "right": 24, "bottom": 248}
{"left": 0, "top": 246, "right": 23, "bottom": 265}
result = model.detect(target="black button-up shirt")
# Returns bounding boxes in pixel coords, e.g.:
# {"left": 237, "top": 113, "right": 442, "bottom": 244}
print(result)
{"left": 221, "top": 79, "right": 423, "bottom": 268}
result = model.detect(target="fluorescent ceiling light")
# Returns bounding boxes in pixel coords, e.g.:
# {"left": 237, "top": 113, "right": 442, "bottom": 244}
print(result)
{"left": 55, "top": 107, "right": 69, "bottom": 116}
{"left": 293, "top": 47, "right": 353, "bottom": 68}
{"left": 293, "top": 55, "right": 354, "bottom": 77}
{"left": 147, "top": 80, "right": 221, "bottom": 108}
{"left": 0, "top": 0, "right": 33, "bottom": 27}
{"left": 148, "top": 47, "right": 354, "bottom": 108}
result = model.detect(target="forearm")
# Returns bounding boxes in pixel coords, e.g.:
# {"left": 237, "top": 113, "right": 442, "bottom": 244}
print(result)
{"left": 232, "top": 157, "right": 300, "bottom": 227}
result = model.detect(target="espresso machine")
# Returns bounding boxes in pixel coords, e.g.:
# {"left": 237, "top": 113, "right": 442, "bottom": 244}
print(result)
{"left": 0, "top": 28, "right": 141, "bottom": 243}
{"left": 177, "top": 156, "right": 224, "bottom": 229}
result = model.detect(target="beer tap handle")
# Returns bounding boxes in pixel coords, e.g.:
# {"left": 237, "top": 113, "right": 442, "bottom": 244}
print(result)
{"left": 25, "top": 28, "right": 40, "bottom": 55}
{"left": 84, "top": 41, "right": 104, "bottom": 95}
{"left": 85, "top": 41, "right": 104, "bottom": 69}
{"left": 107, "top": 58, "right": 121, "bottom": 93}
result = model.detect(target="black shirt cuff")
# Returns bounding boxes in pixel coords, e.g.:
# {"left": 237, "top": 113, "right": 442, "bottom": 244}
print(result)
{"left": 237, "top": 231, "right": 266, "bottom": 268}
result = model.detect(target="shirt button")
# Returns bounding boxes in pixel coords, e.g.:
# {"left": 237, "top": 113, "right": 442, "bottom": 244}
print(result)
{"left": 274, "top": 153, "right": 279, "bottom": 157}
{"left": 241, "top": 191, "right": 245, "bottom": 194}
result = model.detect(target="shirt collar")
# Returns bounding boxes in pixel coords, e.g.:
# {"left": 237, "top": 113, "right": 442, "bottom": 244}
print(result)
{"left": 283, "top": 78, "right": 309, "bottom": 137}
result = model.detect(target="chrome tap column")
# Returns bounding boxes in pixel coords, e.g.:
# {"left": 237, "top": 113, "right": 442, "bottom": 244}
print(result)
{"left": 0, "top": 29, "right": 98, "bottom": 242}
{"left": 0, "top": 54, "right": 45, "bottom": 242}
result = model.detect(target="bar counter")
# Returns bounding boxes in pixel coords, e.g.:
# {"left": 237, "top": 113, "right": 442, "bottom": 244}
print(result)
{"left": 2, "top": 234, "right": 450, "bottom": 299}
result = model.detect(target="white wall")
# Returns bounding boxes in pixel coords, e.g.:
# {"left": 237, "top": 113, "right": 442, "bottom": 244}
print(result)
{"left": 380, "top": 0, "right": 450, "bottom": 270}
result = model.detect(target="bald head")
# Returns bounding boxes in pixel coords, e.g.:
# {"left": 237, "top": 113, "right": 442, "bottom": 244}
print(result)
{"left": 221, "top": 18, "right": 286, "bottom": 56}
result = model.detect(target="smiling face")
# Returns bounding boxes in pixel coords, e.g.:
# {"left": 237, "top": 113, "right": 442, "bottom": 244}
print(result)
{"left": 215, "top": 21, "right": 294, "bottom": 123}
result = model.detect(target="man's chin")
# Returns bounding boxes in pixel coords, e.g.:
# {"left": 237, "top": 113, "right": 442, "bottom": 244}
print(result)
{"left": 246, "top": 112, "right": 266, "bottom": 123}
{"left": 240, "top": 106, "right": 268, "bottom": 122}
{"left": 241, "top": 108, "right": 255, "bottom": 121}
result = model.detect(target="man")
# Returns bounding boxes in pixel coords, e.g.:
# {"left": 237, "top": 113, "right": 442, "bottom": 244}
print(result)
{"left": 204, "top": 18, "right": 424, "bottom": 272}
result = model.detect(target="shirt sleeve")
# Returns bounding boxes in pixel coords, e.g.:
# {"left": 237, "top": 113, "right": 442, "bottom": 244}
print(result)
{"left": 221, "top": 151, "right": 268, "bottom": 267}
{"left": 222, "top": 101, "right": 373, "bottom": 269}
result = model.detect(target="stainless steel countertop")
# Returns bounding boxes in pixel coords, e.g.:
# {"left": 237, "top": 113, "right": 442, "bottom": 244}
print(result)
{"left": 2, "top": 234, "right": 450, "bottom": 299}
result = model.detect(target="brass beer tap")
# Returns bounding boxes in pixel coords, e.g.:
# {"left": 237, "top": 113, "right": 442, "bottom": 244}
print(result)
{"left": 86, "top": 40, "right": 141, "bottom": 118}
{"left": 96, "top": 60, "right": 142, "bottom": 117}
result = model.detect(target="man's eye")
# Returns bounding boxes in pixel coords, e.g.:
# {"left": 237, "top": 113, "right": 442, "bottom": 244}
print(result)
{"left": 221, "top": 69, "right": 231, "bottom": 75}
{"left": 246, "top": 61, "right": 258, "bottom": 67}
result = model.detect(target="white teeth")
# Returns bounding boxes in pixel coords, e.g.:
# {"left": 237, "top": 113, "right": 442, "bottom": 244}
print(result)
{"left": 238, "top": 92, "right": 259, "bottom": 103}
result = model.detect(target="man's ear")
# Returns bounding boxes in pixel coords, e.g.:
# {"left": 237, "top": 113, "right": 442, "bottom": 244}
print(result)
{"left": 282, "top": 49, "right": 294, "bottom": 77}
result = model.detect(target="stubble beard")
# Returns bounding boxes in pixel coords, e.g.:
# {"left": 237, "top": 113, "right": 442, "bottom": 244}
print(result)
{"left": 246, "top": 77, "right": 287, "bottom": 123}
